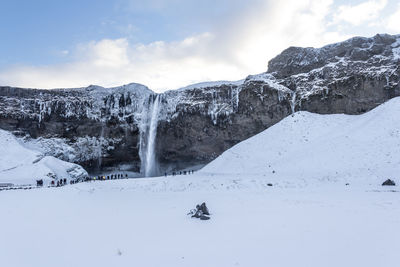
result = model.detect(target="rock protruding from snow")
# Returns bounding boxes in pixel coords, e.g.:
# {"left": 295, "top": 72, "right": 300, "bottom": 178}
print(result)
{"left": 268, "top": 34, "right": 400, "bottom": 78}
{"left": 382, "top": 179, "right": 396, "bottom": 186}
{"left": 188, "top": 202, "right": 211, "bottom": 220}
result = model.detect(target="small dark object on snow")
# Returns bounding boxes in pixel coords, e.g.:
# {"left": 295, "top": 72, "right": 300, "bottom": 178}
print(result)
{"left": 382, "top": 179, "right": 396, "bottom": 186}
{"left": 36, "top": 179, "right": 43, "bottom": 187}
{"left": 267, "top": 183, "right": 273, "bottom": 186}
{"left": 197, "top": 202, "right": 210, "bottom": 215}
{"left": 188, "top": 202, "right": 210, "bottom": 220}
{"left": 345, "top": 183, "right": 349, "bottom": 186}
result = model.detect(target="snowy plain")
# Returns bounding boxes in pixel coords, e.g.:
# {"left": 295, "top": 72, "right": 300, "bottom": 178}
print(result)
{"left": 1, "top": 98, "right": 400, "bottom": 267}
{"left": 0, "top": 179, "right": 398, "bottom": 267}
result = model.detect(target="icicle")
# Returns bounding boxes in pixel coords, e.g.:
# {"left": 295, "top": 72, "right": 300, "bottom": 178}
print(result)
{"left": 97, "top": 123, "right": 105, "bottom": 169}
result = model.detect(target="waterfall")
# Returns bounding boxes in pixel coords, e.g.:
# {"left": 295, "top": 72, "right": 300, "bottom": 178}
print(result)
{"left": 143, "top": 94, "right": 161, "bottom": 177}
{"left": 290, "top": 91, "right": 297, "bottom": 115}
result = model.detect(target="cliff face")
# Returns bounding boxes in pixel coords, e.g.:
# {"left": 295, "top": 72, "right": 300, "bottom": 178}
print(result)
{"left": 0, "top": 84, "right": 152, "bottom": 171}
{"left": 268, "top": 34, "right": 400, "bottom": 114}
{"left": 1, "top": 33, "right": 399, "bottom": 174}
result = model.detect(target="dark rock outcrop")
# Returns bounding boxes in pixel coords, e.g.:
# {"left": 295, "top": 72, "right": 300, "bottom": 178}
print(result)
{"left": 189, "top": 202, "right": 210, "bottom": 220}
{"left": 0, "top": 33, "right": 399, "bottom": 175}
{"left": 382, "top": 179, "right": 396, "bottom": 186}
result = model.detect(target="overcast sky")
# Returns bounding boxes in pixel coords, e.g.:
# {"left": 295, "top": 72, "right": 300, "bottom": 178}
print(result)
{"left": 0, "top": 0, "right": 399, "bottom": 92}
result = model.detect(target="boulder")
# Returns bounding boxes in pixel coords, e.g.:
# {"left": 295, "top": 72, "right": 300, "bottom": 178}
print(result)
{"left": 189, "top": 202, "right": 211, "bottom": 220}
{"left": 382, "top": 179, "right": 396, "bottom": 186}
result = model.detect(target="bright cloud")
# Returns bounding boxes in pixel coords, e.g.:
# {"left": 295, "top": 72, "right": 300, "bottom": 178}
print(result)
{"left": 332, "top": 0, "right": 387, "bottom": 26}
{"left": 0, "top": 0, "right": 395, "bottom": 92}
{"left": 386, "top": 3, "right": 400, "bottom": 33}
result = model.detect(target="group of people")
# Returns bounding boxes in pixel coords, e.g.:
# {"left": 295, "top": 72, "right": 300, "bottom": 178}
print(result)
{"left": 36, "top": 178, "right": 66, "bottom": 187}
{"left": 48, "top": 178, "right": 68, "bottom": 187}
{"left": 36, "top": 170, "right": 200, "bottom": 188}
{"left": 35, "top": 173, "right": 130, "bottom": 188}
{"left": 165, "top": 170, "right": 195, "bottom": 177}
{"left": 93, "top": 173, "right": 128, "bottom": 181}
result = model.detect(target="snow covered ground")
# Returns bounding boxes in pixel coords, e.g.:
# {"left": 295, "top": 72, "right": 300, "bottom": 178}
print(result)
{"left": 0, "top": 98, "right": 399, "bottom": 266}
{"left": 0, "top": 129, "right": 87, "bottom": 185}
{"left": 0, "top": 179, "right": 398, "bottom": 267}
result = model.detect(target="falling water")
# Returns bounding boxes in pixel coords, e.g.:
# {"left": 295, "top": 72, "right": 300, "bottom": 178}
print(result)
{"left": 144, "top": 94, "right": 161, "bottom": 177}
{"left": 290, "top": 91, "right": 297, "bottom": 115}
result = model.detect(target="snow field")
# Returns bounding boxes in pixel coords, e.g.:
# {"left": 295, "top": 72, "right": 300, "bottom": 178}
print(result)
{"left": 0, "top": 180, "right": 398, "bottom": 267}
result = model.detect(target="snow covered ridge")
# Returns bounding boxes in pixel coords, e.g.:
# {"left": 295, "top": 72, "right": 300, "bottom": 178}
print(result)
{"left": 0, "top": 129, "right": 88, "bottom": 185}
{"left": 0, "top": 83, "right": 153, "bottom": 123}
{"left": 268, "top": 33, "right": 400, "bottom": 77}
{"left": 176, "top": 79, "right": 244, "bottom": 91}
{"left": 266, "top": 33, "right": 400, "bottom": 102}
{"left": 201, "top": 96, "right": 400, "bottom": 185}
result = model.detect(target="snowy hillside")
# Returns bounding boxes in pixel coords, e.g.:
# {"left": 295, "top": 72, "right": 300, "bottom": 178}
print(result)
{"left": 0, "top": 129, "right": 88, "bottom": 185}
{"left": 201, "top": 97, "right": 400, "bottom": 185}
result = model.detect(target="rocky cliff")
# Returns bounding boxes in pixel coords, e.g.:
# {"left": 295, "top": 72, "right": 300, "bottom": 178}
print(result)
{"left": 1, "top": 33, "right": 399, "bottom": 175}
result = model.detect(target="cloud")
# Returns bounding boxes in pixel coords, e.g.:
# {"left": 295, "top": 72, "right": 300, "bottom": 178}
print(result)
{"left": 332, "top": 0, "right": 387, "bottom": 26}
{"left": 386, "top": 3, "right": 400, "bottom": 33}
{"left": 0, "top": 0, "right": 348, "bottom": 92}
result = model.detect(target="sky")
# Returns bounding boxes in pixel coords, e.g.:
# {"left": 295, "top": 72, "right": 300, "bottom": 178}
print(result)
{"left": 0, "top": 0, "right": 399, "bottom": 92}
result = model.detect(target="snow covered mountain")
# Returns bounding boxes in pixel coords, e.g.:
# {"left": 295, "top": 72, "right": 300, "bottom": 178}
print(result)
{"left": 201, "top": 97, "right": 400, "bottom": 185}
{"left": 0, "top": 129, "right": 88, "bottom": 185}
{"left": 0, "top": 33, "right": 399, "bottom": 174}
